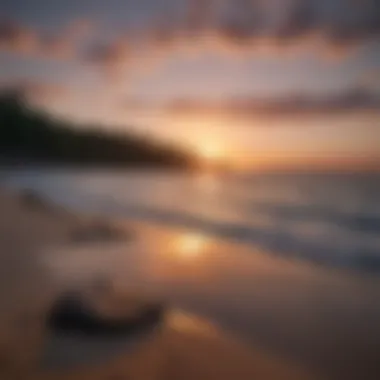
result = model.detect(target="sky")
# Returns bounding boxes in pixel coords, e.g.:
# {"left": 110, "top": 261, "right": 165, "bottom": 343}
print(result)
{"left": 1, "top": 0, "right": 380, "bottom": 170}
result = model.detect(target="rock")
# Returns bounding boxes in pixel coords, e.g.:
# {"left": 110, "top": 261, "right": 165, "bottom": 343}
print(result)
{"left": 47, "top": 288, "right": 164, "bottom": 336}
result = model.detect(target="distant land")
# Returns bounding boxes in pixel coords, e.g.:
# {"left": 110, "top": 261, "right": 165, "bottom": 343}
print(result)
{"left": 0, "top": 91, "right": 194, "bottom": 169}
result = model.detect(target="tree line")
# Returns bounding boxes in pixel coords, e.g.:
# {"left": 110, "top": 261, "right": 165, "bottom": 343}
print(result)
{"left": 0, "top": 91, "right": 193, "bottom": 168}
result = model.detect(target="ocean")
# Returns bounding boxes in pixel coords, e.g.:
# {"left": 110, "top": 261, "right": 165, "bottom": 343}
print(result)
{"left": 2, "top": 169, "right": 380, "bottom": 274}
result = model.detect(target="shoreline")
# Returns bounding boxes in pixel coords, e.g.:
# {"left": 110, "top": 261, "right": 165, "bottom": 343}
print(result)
{"left": 0, "top": 187, "right": 314, "bottom": 380}
{"left": 1, "top": 187, "right": 380, "bottom": 379}
{"left": 2, "top": 168, "right": 380, "bottom": 278}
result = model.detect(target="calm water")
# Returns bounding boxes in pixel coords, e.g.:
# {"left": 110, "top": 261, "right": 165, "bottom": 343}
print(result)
{"left": 2, "top": 169, "right": 380, "bottom": 274}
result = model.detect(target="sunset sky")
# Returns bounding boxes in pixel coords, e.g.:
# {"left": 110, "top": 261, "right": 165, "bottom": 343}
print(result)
{"left": 1, "top": 0, "right": 380, "bottom": 170}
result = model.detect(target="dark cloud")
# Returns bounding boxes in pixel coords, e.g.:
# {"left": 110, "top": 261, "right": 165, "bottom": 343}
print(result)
{"left": 207, "top": 0, "right": 380, "bottom": 50}
{"left": 137, "top": 0, "right": 380, "bottom": 60}
{"left": 1, "top": 0, "right": 380, "bottom": 77}
{"left": 274, "top": 0, "right": 319, "bottom": 40}
{"left": 0, "top": 21, "right": 38, "bottom": 53}
{"left": 166, "top": 88, "right": 380, "bottom": 119}
{"left": 325, "top": 0, "right": 380, "bottom": 45}
{"left": 84, "top": 38, "right": 130, "bottom": 78}
{"left": 216, "top": 0, "right": 264, "bottom": 44}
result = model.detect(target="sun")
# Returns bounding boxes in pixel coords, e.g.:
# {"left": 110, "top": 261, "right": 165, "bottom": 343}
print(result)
{"left": 198, "top": 143, "right": 222, "bottom": 161}
{"left": 176, "top": 233, "right": 209, "bottom": 258}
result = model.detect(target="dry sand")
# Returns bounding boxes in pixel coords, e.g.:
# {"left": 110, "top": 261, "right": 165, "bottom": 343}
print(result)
{"left": 0, "top": 188, "right": 314, "bottom": 380}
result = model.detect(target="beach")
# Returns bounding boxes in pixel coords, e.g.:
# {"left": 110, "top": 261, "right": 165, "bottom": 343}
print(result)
{"left": 0, "top": 185, "right": 380, "bottom": 380}
{"left": 2, "top": 0, "right": 380, "bottom": 377}
{"left": 0, "top": 187, "right": 316, "bottom": 380}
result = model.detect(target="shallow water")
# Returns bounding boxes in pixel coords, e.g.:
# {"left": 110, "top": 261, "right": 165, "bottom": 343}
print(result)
{"left": 3, "top": 169, "right": 380, "bottom": 273}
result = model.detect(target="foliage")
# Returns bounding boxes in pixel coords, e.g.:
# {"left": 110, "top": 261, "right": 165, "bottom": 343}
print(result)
{"left": 0, "top": 91, "right": 193, "bottom": 168}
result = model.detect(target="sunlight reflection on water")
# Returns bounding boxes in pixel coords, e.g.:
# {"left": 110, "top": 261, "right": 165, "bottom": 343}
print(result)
{"left": 173, "top": 233, "right": 210, "bottom": 259}
{"left": 167, "top": 310, "right": 219, "bottom": 338}
{"left": 195, "top": 172, "right": 221, "bottom": 194}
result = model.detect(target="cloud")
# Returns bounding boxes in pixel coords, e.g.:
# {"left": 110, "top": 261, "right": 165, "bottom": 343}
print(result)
{"left": 21, "top": 81, "right": 69, "bottom": 101}
{"left": 361, "top": 68, "right": 380, "bottom": 90}
{"left": 1, "top": 1, "right": 380, "bottom": 79}
{"left": 273, "top": 0, "right": 318, "bottom": 40}
{"left": 0, "top": 79, "right": 70, "bottom": 105}
{"left": 123, "top": 0, "right": 380, "bottom": 58}
{"left": 112, "top": 0, "right": 380, "bottom": 65}
{"left": 325, "top": 0, "right": 380, "bottom": 45}
{"left": 184, "top": 0, "right": 215, "bottom": 33}
{"left": 65, "top": 19, "right": 94, "bottom": 40}
{"left": 220, "top": 0, "right": 380, "bottom": 46}
{"left": 39, "top": 19, "right": 94, "bottom": 59}
{"left": 0, "top": 21, "right": 38, "bottom": 54}
{"left": 38, "top": 35, "right": 74, "bottom": 59}
{"left": 0, "top": 18, "right": 93, "bottom": 59}
{"left": 166, "top": 88, "right": 380, "bottom": 120}
{"left": 84, "top": 37, "right": 130, "bottom": 79}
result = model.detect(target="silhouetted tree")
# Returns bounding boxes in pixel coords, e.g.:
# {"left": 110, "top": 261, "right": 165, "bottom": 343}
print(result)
{"left": 0, "top": 91, "right": 193, "bottom": 168}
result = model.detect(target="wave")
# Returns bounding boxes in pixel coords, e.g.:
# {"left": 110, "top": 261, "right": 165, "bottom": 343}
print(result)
{"left": 86, "top": 195, "right": 380, "bottom": 274}
{"left": 250, "top": 202, "right": 380, "bottom": 234}
{"left": 3, "top": 169, "right": 380, "bottom": 274}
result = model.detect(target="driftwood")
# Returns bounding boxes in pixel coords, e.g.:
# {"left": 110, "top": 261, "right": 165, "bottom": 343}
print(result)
{"left": 47, "top": 290, "right": 164, "bottom": 336}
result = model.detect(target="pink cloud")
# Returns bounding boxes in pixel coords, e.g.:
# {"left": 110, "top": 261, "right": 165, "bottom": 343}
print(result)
{"left": 0, "top": 21, "right": 38, "bottom": 54}
{"left": 0, "top": 18, "right": 93, "bottom": 60}
{"left": 2, "top": 0, "right": 380, "bottom": 80}
{"left": 0, "top": 79, "right": 70, "bottom": 106}
{"left": 166, "top": 88, "right": 380, "bottom": 120}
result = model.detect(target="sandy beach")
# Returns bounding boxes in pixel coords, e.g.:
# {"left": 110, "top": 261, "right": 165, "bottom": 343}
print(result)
{"left": 1, "top": 0, "right": 380, "bottom": 377}
{"left": 0, "top": 187, "right": 316, "bottom": 380}
{"left": 0, "top": 187, "right": 379, "bottom": 380}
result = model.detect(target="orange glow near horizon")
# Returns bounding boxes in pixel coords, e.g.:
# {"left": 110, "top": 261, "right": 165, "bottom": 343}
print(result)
{"left": 164, "top": 118, "right": 380, "bottom": 173}
{"left": 197, "top": 142, "right": 223, "bottom": 161}
{"left": 176, "top": 233, "right": 209, "bottom": 258}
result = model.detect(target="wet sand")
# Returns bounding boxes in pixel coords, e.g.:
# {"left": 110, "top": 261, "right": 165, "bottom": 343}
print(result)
{"left": 0, "top": 188, "right": 379, "bottom": 379}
